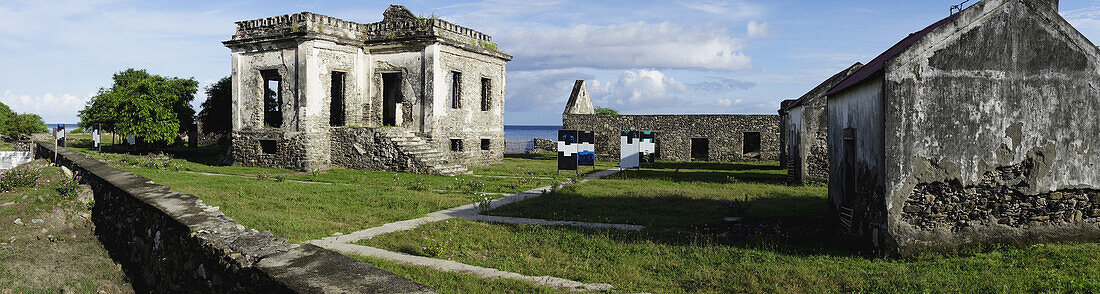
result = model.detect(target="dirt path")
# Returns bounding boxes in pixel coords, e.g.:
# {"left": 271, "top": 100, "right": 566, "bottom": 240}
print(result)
{"left": 0, "top": 168, "right": 133, "bottom": 293}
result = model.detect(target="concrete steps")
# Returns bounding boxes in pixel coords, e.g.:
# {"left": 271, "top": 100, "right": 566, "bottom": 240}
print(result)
{"left": 376, "top": 128, "right": 470, "bottom": 176}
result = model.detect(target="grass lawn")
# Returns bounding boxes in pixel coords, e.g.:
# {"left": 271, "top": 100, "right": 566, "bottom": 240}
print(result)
{"left": 362, "top": 218, "right": 1100, "bottom": 293}
{"left": 352, "top": 255, "right": 557, "bottom": 294}
{"left": 488, "top": 161, "right": 827, "bottom": 228}
{"left": 72, "top": 148, "right": 611, "bottom": 243}
{"left": 0, "top": 161, "right": 132, "bottom": 293}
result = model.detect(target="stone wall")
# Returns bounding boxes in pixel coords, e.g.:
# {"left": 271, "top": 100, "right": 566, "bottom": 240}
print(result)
{"left": 329, "top": 127, "right": 431, "bottom": 174}
{"left": 563, "top": 114, "right": 779, "bottom": 162}
{"left": 35, "top": 142, "right": 435, "bottom": 293}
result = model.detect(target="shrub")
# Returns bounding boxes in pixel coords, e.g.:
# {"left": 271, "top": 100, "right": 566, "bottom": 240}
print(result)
{"left": 0, "top": 164, "right": 43, "bottom": 192}
{"left": 56, "top": 175, "right": 81, "bottom": 197}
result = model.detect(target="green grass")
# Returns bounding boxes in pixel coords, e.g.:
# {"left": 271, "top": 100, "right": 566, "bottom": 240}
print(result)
{"left": 362, "top": 218, "right": 1100, "bottom": 293}
{"left": 351, "top": 255, "right": 558, "bottom": 294}
{"left": 73, "top": 148, "right": 595, "bottom": 242}
{"left": 0, "top": 161, "right": 131, "bottom": 292}
{"left": 488, "top": 160, "right": 826, "bottom": 228}
{"left": 469, "top": 152, "right": 616, "bottom": 180}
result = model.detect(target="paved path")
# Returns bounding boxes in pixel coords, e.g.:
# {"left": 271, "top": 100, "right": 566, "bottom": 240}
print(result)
{"left": 311, "top": 167, "right": 636, "bottom": 292}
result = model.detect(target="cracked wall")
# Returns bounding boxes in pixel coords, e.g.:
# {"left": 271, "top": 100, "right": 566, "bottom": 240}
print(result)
{"left": 881, "top": 0, "right": 1100, "bottom": 255}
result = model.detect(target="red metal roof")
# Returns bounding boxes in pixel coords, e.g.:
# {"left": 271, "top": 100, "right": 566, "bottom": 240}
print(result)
{"left": 826, "top": 14, "right": 958, "bottom": 96}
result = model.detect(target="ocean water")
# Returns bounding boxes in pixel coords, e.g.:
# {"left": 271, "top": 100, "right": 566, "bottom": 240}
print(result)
{"left": 504, "top": 125, "right": 560, "bottom": 140}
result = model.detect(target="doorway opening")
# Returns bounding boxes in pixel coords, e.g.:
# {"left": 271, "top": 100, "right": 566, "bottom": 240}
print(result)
{"left": 382, "top": 73, "right": 402, "bottom": 126}
{"left": 690, "top": 138, "right": 709, "bottom": 161}
{"left": 743, "top": 131, "right": 761, "bottom": 158}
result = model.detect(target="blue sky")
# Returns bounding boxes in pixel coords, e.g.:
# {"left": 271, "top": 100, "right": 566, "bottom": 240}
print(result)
{"left": 2, "top": 0, "right": 1099, "bottom": 125}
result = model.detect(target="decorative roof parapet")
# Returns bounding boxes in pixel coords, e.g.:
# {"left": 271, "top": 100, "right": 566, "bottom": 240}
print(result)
{"left": 227, "top": 5, "right": 501, "bottom": 55}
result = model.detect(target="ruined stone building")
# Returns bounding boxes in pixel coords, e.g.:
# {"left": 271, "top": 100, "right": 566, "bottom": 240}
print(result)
{"left": 825, "top": 0, "right": 1100, "bottom": 255}
{"left": 779, "top": 63, "right": 863, "bottom": 184}
{"left": 564, "top": 80, "right": 779, "bottom": 162}
{"left": 222, "top": 5, "right": 510, "bottom": 175}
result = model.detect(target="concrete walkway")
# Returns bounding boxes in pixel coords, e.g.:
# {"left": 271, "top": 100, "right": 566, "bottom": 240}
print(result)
{"left": 311, "top": 167, "right": 636, "bottom": 292}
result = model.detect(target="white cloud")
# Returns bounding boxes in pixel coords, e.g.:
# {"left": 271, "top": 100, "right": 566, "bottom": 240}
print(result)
{"left": 605, "top": 69, "right": 687, "bottom": 108}
{"left": 502, "top": 22, "right": 752, "bottom": 71}
{"left": 0, "top": 90, "right": 90, "bottom": 123}
{"left": 1063, "top": 7, "right": 1100, "bottom": 43}
{"left": 747, "top": 20, "right": 777, "bottom": 38}
{"left": 504, "top": 69, "right": 609, "bottom": 112}
{"left": 677, "top": 0, "right": 765, "bottom": 19}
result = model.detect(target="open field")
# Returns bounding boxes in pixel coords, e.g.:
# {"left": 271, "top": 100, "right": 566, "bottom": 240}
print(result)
{"left": 73, "top": 148, "right": 601, "bottom": 242}
{"left": 0, "top": 161, "right": 132, "bottom": 293}
{"left": 361, "top": 218, "right": 1100, "bottom": 293}
{"left": 69, "top": 147, "right": 1100, "bottom": 293}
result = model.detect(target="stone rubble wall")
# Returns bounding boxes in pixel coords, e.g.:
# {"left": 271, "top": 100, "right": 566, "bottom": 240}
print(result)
{"left": 563, "top": 114, "right": 780, "bottom": 162}
{"left": 34, "top": 142, "right": 435, "bottom": 293}
{"left": 329, "top": 127, "right": 432, "bottom": 174}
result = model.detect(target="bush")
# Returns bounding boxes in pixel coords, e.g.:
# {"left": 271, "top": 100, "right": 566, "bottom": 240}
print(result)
{"left": 0, "top": 165, "right": 44, "bottom": 192}
{"left": 594, "top": 107, "right": 620, "bottom": 115}
{"left": 56, "top": 175, "right": 81, "bottom": 197}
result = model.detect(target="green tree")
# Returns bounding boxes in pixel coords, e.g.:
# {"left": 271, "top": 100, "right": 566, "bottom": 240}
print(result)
{"left": 79, "top": 69, "right": 198, "bottom": 144}
{"left": 4, "top": 114, "right": 47, "bottom": 136}
{"left": 0, "top": 102, "right": 15, "bottom": 129}
{"left": 594, "top": 106, "right": 620, "bottom": 115}
{"left": 198, "top": 76, "right": 231, "bottom": 134}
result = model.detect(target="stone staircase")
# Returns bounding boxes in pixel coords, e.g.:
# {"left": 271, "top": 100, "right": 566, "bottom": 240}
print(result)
{"left": 377, "top": 128, "right": 469, "bottom": 176}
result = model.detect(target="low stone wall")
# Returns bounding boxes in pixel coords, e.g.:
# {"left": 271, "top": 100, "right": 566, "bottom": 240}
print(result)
{"left": 35, "top": 142, "right": 435, "bottom": 293}
{"left": 563, "top": 114, "right": 780, "bottom": 162}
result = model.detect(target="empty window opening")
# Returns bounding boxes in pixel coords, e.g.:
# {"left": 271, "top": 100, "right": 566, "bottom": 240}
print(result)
{"left": 480, "top": 78, "right": 492, "bottom": 111}
{"left": 259, "top": 140, "right": 278, "bottom": 154}
{"left": 691, "top": 138, "right": 709, "bottom": 161}
{"left": 261, "top": 70, "right": 283, "bottom": 128}
{"left": 743, "top": 132, "right": 761, "bottom": 155}
{"left": 382, "top": 73, "right": 403, "bottom": 126}
{"left": 481, "top": 138, "right": 491, "bottom": 150}
{"left": 840, "top": 128, "right": 858, "bottom": 233}
{"left": 450, "top": 71, "right": 462, "bottom": 109}
{"left": 450, "top": 139, "right": 464, "bottom": 152}
{"left": 330, "top": 71, "right": 346, "bottom": 127}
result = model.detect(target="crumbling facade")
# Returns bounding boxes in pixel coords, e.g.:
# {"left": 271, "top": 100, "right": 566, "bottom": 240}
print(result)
{"left": 779, "top": 63, "right": 863, "bottom": 184}
{"left": 826, "top": 0, "right": 1100, "bottom": 255}
{"left": 563, "top": 81, "right": 780, "bottom": 162}
{"left": 223, "top": 5, "right": 510, "bottom": 175}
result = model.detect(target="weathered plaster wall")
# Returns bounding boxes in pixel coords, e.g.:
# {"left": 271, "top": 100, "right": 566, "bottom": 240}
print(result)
{"left": 35, "top": 142, "right": 434, "bottom": 293}
{"left": 429, "top": 45, "right": 506, "bottom": 167}
{"left": 563, "top": 114, "right": 780, "bottom": 162}
{"left": 827, "top": 76, "right": 887, "bottom": 248}
{"left": 226, "top": 8, "right": 509, "bottom": 172}
{"left": 883, "top": 0, "right": 1100, "bottom": 255}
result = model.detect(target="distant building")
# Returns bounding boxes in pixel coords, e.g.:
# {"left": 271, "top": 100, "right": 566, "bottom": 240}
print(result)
{"left": 779, "top": 63, "right": 863, "bottom": 184}
{"left": 826, "top": 0, "right": 1100, "bottom": 255}
{"left": 563, "top": 80, "right": 780, "bottom": 162}
{"left": 223, "top": 5, "right": 511, "bottom": 175}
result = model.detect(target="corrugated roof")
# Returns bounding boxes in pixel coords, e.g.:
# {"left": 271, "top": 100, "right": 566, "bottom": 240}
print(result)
{"left": 826, "top": 14, "right": 958, "bottom": 96}
{"left": 783, "top": 62, "right": 864, "bottom": 111}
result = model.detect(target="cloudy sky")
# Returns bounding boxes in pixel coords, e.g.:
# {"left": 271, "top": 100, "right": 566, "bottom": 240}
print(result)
{"left": 2, "top": 0, "right": 1099, "bottom": 125}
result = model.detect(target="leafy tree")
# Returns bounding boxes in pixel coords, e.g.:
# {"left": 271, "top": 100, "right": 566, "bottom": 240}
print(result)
{"left": 0, "top": 102, "right": 15, "bottom": 128}
{"left": 594, "top": 106, "right": 620, "bottom": 115}
{"left": 4, "top": 114, "right": 47, "bottom": 136}
{"left": 79, "top": 69, "right": 197, "bottom": 144}
{"left": 198, "top": 76, "right": 232, "bottom": 134}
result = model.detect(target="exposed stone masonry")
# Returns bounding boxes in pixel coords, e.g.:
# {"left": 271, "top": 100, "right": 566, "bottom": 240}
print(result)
{"left": 35, "top": 142, "right": 434, "bottom": 293}
{"left": 563, "top": 114, "right": 780, "bottom": 162}
{"left": 904, "top": 159, "right": 1100, "bottom": 232}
